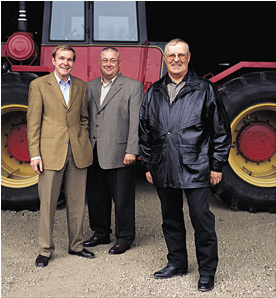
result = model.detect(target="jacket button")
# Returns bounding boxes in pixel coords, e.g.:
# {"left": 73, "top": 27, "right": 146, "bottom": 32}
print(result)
{"left": 93, "top": 137, "right": 96, "bottom": 139}
{"left": 67, "top": 125, "right": 70, "bottom": 128}
{"left": 65, "top": 140, "right": 68, "bottom": 144}
{"left": 168, "top": 131, "right": 171, "bottom": 135}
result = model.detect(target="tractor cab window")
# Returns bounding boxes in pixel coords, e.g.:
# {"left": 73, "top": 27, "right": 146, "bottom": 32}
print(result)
{"left": 50, "top": 2, "right": 85, "bottom": 41}
{"left": 93, "top": 1, "right": 138, "bottom": 42}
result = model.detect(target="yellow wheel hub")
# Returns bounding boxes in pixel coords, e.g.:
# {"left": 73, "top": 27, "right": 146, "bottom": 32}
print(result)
{"left": 1, "top": 104, "right": 38, "bottom": 188}
{"left": 229, "top": 103, "right": 276, "bottom": 187}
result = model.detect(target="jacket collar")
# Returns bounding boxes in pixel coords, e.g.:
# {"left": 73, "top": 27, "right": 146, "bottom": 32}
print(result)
{"left": 153, "top": 69, "right": 201, "bottom": 100}
{"left": 48, "top": 72, "right": 79, "bottom": 109}
{"left": 99, "top": 73, "right": 123, "bottom": 111}
{"left": 154, "top": 69, "right": 201, "bottom": 90}
{"left": 92, "top": 73, "right": 124, "bottom": 112}
{"left": 48, "top": 72, "right": 67, "bottom": 108}
{"left": 165, "top": 70, "right": 189, "bottom": 85}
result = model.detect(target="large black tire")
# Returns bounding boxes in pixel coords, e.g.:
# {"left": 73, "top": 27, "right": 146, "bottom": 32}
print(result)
{"left": 1, "top": 72, "right": 40, "bottom": 211}
{"left": 215, "top": 71, "right": 276, "bottom": 213}
{"left": 2, "top": 72, "right": 67, "bottom": 211}
{"left": 1, "top": 186, "right": 40, "bottom": 211}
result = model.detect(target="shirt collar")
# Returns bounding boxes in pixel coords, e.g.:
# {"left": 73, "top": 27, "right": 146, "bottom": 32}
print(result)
{"left": 166, "top": 70, "right": 189, "bottom": 85}
{"left": 54, "top": 71, "right": 71, "bottom": 85}
{"left": 101, "top": 73, "right": 120, "bottom": 86}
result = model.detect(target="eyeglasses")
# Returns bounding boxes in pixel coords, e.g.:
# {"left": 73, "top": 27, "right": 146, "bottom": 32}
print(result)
{"left": 100, "top": 59, "right": 119, "bottom": 64}
{"left": 165, "top": 53, "right": 189, "bottom": 62}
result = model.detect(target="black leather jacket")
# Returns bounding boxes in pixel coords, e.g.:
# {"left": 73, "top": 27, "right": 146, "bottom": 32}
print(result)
{"left": 139, "top": 69, "right": 231, "bottom": 189}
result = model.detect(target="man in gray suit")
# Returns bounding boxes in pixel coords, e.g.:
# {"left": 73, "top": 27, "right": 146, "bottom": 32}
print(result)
{"left": 84, "top": 47, "right": 144, "bottom": 254}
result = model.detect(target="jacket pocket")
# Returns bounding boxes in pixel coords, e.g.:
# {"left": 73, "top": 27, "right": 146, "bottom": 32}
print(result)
{"left": 182, "top": 152, "right": 208, "bottom": 165}
{"left": 180, "top": 145, "right": 208, "bottom": 164}
{"left": 180, "top": 145, "right": 209, "bottom": 183}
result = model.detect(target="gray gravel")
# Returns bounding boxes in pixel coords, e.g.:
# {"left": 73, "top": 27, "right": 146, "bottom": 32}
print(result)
{"left": 1, "top": 177, "right": 276, "bottom": 298}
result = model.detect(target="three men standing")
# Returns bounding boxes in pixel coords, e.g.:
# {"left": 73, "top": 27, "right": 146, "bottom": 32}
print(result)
{"left": 84, "top": 47, "right": 143, "bottom": 254}
{"left": 27, "top": 40, "right": 230, "bottom": 292}
{"left": 27, "top": 45, "right": 94, "bottom": 267}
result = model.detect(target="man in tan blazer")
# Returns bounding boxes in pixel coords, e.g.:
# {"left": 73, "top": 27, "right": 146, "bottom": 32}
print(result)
{"left": 27, "top": 45, "right": 94, "bottom": 267}
{"left": 83, "top": 47, "right": 143, "bottom": 254}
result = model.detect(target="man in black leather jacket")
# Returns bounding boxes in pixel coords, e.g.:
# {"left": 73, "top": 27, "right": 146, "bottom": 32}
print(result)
{"left": 139, "top": 38, "right": 231, "bottom": 291}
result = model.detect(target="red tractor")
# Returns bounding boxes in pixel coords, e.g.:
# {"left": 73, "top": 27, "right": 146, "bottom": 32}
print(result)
{"left": 1, "top": 1, "right": 276, "bottom": 212}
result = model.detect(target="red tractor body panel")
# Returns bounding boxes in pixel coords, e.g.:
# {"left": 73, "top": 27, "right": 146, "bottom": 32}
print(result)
{"left": 3, "top": 43, "right": 165, "bottom": 89}
{"left": 209, "top": 61, "right": 276, "bottom": 83}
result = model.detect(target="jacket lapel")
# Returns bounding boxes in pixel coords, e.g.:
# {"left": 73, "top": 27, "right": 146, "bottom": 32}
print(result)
{"left": 98, "top": 74, "right": 123, "bottom": 112}
{"left": 68, "top": 76, "right": 79, "bottom": 109}
{"left": 48, "top": 72, "right": 67, "bottom": 108}
{"left": 91, "top": 78, "right": 102, "bottom": 111}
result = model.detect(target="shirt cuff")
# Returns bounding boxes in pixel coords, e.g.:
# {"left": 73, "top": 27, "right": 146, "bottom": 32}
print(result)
{"left": 31, "top": 156, "right": 41, "bottom": 161}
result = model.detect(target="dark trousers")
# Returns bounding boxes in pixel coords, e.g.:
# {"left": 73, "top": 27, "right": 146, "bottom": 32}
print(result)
{"left": 86, "top": 149, "right": 135, "bottom": 246}
{"left": 156, "top": 187, "right": 218, "bottom": 276}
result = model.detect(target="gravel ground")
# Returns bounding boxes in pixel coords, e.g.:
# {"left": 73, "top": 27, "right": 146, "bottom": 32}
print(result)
{"left": 1, "top": 176, "right": 276, "bottom": 298}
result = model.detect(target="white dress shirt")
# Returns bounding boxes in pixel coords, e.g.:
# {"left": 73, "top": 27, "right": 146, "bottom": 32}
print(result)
{"left": 100, "top": 74, "right": 119, "bottom": 106}
{"left": 54, "top": 71, "right": 71, "bottom": 106}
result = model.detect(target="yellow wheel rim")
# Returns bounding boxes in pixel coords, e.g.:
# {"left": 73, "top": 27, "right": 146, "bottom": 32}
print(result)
{"left": 229, "top": 103, "right": 276, "bottom": 187}
{"left": 1, "top": 104, "right": 38, "bottom": 188}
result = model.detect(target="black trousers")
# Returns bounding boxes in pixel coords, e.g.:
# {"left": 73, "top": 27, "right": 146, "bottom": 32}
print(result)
{"left": 86, "top": 149, "right": 135, "bottom": 246}
{"left": 156, "top": 187, "right": 218, "bottom": 276}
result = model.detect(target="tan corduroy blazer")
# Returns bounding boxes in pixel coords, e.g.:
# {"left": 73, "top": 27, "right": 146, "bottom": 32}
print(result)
{"left": 87, "top": 73, "right": 143, "bottom": 169}
{"left": 27, "top": 72, "right": 93, "bottom": 170}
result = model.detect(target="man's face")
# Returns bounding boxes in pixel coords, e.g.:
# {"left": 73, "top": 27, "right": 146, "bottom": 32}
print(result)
{"left": 52, "top": 49, "right": 74, "bottom": 81}
{"left": 164, "top": 42, "right": 191, "bottom": 79}
{"left": 99, "top": 49, "right": 120, "bottom": 82}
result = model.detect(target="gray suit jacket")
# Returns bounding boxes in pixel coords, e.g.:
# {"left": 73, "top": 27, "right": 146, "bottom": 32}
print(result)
{"left": 87, "top": 73, "right": 143, "bottom": 169}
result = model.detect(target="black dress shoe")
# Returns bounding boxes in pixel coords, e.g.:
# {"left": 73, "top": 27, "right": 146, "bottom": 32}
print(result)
{"left": 83, "top": 236, "right": 110, "bottom": 247}
{"left": 108, "top": 243, "right": 130, "bottom": 255}
{"left": 198, "top": 275, "right": 214, "bottom": 291}
{"left": 35, "top": 254, "right": 50, "bottom": 267}
{"left": 154, "top": 265, "right": 187, "bottom": 279}
{"left": 68, "top": 248, "right": 95, "bottom": 259}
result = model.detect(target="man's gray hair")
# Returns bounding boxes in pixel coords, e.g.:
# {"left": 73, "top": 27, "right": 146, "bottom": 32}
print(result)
{"left": 164, "top": 38, "right": 190, "bottom": 55}
{"left": 100, "top": 47, "right": 120, "bottom": 59}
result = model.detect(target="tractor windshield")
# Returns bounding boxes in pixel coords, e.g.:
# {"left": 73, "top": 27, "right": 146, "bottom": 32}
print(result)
{"left": 50, "top": 1, "right": 85, "bottom": 41}
{"left": 49, "top": 1, "right": 138, "bottom": 42}
{"left": 93, "top": 1, "right": 138, "bottom": 42}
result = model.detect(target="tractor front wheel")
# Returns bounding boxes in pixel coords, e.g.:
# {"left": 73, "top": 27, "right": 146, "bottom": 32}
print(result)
{"left": 1, "top": 72, "right": 39, "bottom": 210}
{"left": 215, "top": 72, "right": 276, "bottom": 213}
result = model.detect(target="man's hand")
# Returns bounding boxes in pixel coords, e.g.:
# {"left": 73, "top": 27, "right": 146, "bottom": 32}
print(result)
{"left": 30, "top": 159, "right": 43, "bottom": 174}
{"left": 210, "top": 171, "right": 222, "bottom": 186}
{"left": 145, "top": 171, "right": 153, "bottom": 184}
{"left": 123, "top": 153, "right": 136, "bottom": 166}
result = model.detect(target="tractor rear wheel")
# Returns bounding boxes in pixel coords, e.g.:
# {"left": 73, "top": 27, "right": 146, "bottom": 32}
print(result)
{"left": 1, "top": 72, "right": 39, "bottom": 210}
{"left": 215, "top": 71, "right": 276, "bottom": 213}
